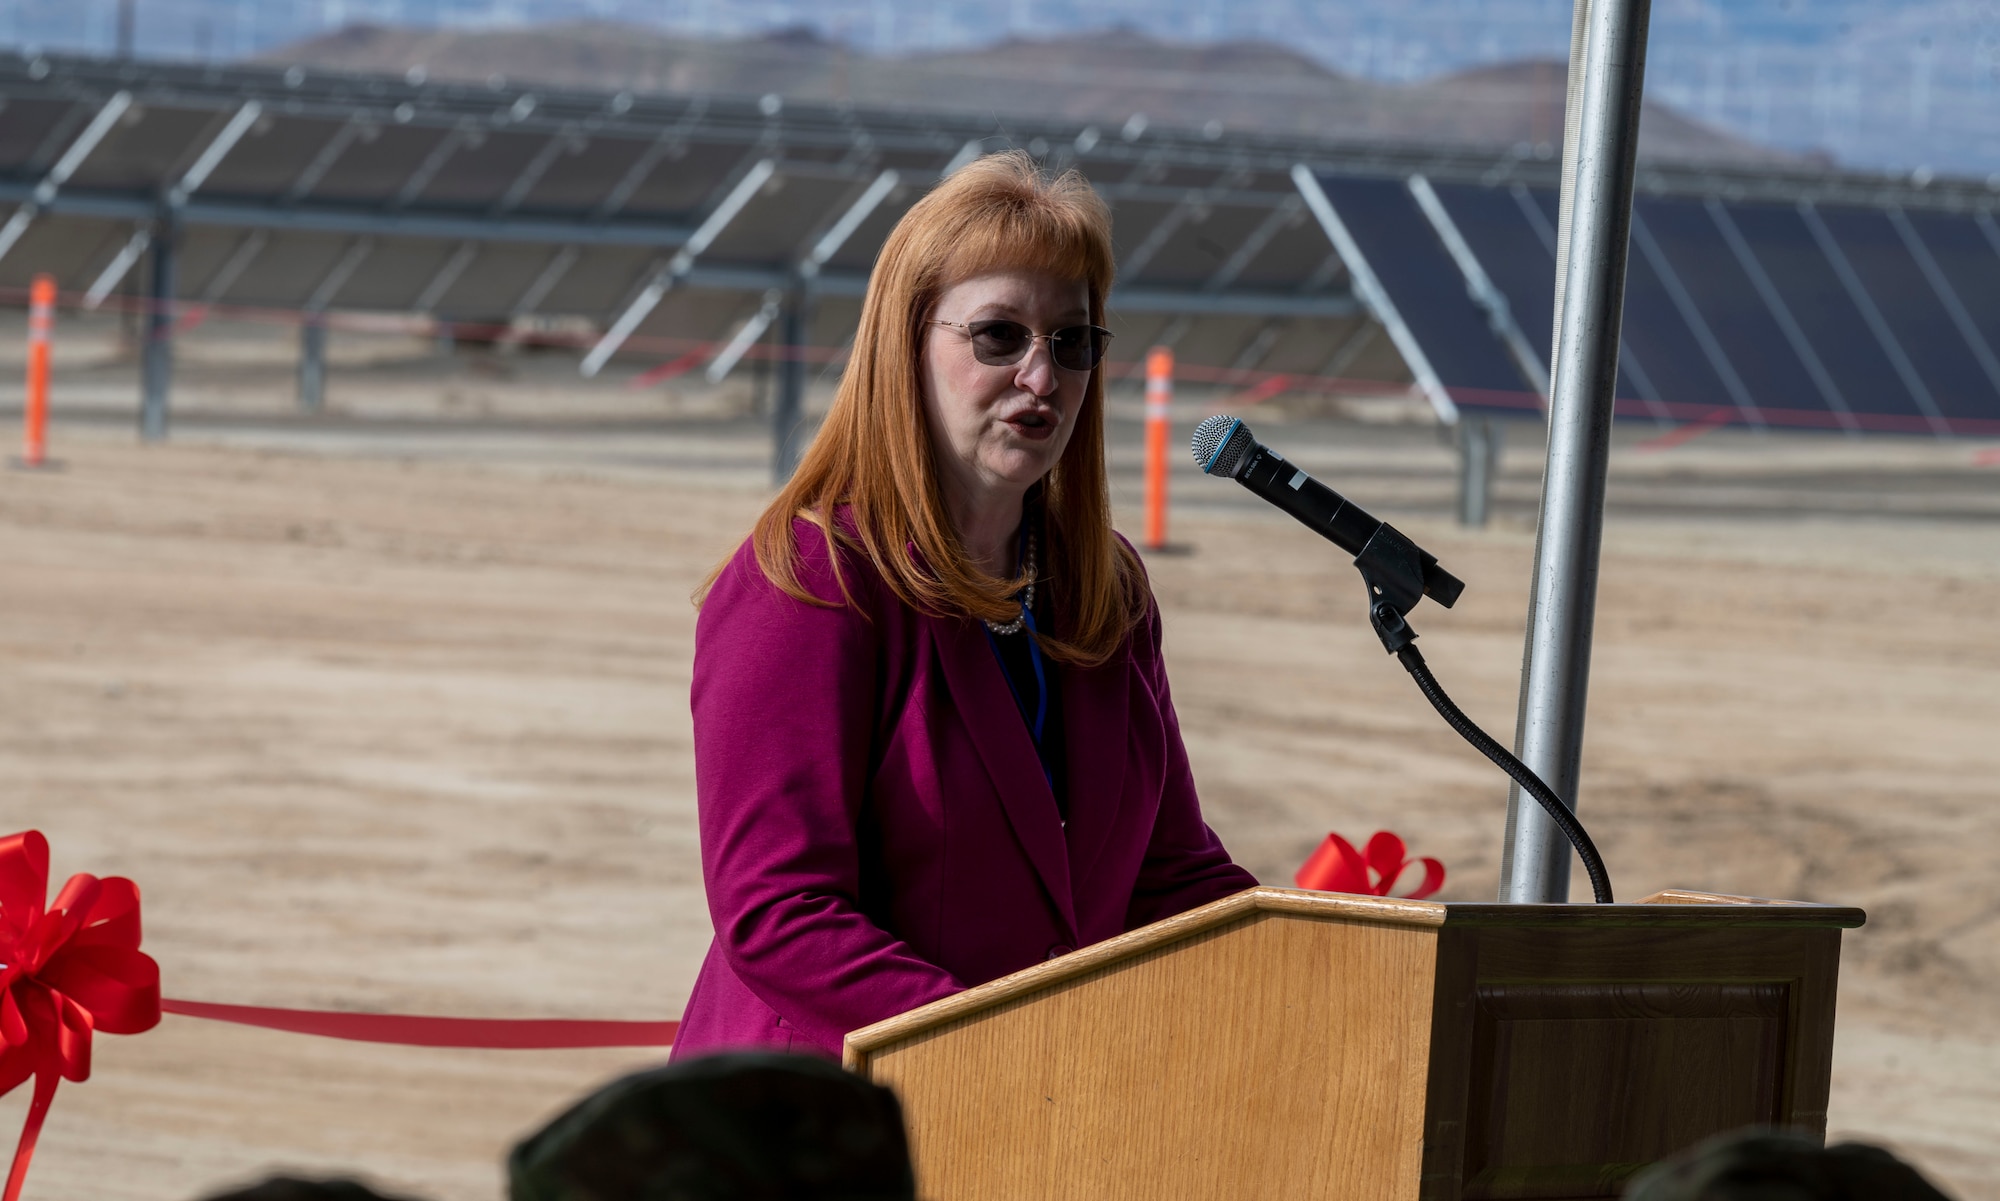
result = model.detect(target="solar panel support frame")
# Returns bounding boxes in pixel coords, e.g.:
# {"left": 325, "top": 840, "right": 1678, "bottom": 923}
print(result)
{"left": 1797, "top": 200, "right": 1949, "bottom": 437}
{"left": 1119, "top": 196, "right": 1196, "bottom": 283}
{"left": 1230, "top": 319, "right": 1288, "bottom": 374}
{"left": 306, "top": 238, "right": 374, "bottom": 313}
{"left": 801, "top": 169, "right": 899, "bottom": 279}
{"left": 512, "top": 244, "right": 580, "bottom": 317}
{"left": 580, "top": 155, "right": 776, "bottom": 377}
{"left": 1511, "top": 182, "right": 1671, "bottom": 425}
{"left": 1457, "top": 416, "right": 1503, "bottom": 529}
{"left": 1315, "top": 319, "right": 1376, "bottom": 379}
{"left": 1204, "top": 194, "right": 1304, "bottom": 293}
{"left": 495, "top": 126, "right": 578, "bottom": 215}
{"left": 0, "top": 88, "right": 130, "bottom": 267}
{"left": 84, "top": 225, "right": 152, "bottom": 309}
{"left": 1407, "top": 174, "right": 1551, "bottom": 403}
{"left": 1887, "top": 206, "right": 2000, "bottom": 403}
{"left": 1704, "top": 198, "right": 1860, "bottom": 434}
{"left": 1978, "top": 211, "right": 2000, "bottom": 264}
{"left": 416, "top": 240, "right": 478, "bottom": 313}
{"left": 1626, "top": 209, "right": 1766, "bottom": 429}
{"left": 773, "top": 282, "right": 810, "bottom": 483}
{"left": 39, "top": 88, "right": 131, "bottom": 202}
{"left": 200, "top": 228, "right": 266, "bottom": 303}
{"left": 169, "top": 98, "right": 262, "bottom": 207}
{"left": 140, "top": 209, "right": 177, "bottom": 442}
{"left": 1292, "top": 164, "right": 1459, "bottom": 424}
{"left": 299, "top": 319, "right": 328, "bottom": 412}
{"left": 707, "top": 290, "right": 784, "bottom": 385}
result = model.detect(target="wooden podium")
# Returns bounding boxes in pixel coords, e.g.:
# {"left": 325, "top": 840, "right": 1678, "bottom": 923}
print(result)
{"left": 844, "top": 887, "right": 1864, "bottom": 1201}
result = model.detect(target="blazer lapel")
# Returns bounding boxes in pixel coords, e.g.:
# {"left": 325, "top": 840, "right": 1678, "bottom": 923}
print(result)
{"left": 929, "top": 611, "right": 1078, "bottom": 938}
{"left": 1061, "top": 641, "right": 1130, "bottom": 893}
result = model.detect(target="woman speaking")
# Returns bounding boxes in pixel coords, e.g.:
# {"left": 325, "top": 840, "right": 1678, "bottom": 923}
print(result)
{"left": 672, "top": 152, "right": 1256, "bottom": 1060}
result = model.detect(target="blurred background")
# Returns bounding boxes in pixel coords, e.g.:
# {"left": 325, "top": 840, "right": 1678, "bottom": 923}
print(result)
{"left": 2, "top": 3, "right": 1999, "bottom": 1200}
{"left": 11, "top": 0, "right": 2000, "bottom": 174}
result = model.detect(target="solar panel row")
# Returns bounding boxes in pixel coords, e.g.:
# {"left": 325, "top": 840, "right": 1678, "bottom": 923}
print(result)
{"left": 8, "top": 50, "right": 2000, "bottom": 448}
{"left": 1315, "top": 171, "right": 2000, "bottom": 436}
{"left": 0, "top": 53, "right": 1365, "bottom": 401}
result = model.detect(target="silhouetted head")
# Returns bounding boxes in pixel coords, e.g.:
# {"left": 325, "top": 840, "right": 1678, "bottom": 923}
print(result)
{"left": 197, "top": 1178, "right": 422, "bottom": 1201}
{"left": 509, "top": 1052, "right": 915, "bottom": 1201}
{"left": 1624, "top": 1130, "right": 1951, "bottom": 1201}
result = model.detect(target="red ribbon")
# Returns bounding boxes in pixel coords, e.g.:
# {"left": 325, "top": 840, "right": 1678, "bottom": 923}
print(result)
{"left": 1294, "top": 830, "right": 1445, "bottom": 899}
{"left": 0, "top": 831, "right": 161, "bottom": 1201}
{"left": 159, "top": 999, "right": 676, "bottom": 1048}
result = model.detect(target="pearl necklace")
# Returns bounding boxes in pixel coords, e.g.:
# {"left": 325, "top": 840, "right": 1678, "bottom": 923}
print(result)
{"left": 984, "top": 530, "right": 1037, "bottom": 636}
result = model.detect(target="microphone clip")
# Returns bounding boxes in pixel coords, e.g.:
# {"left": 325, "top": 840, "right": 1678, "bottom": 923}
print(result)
{"left": 1353, "top": 523, "right": 1430, "bottom": 655}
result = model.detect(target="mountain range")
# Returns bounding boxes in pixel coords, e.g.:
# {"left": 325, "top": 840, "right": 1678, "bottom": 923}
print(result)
{"left": 264, "top": 22, "right": 1797, "bottom": 167}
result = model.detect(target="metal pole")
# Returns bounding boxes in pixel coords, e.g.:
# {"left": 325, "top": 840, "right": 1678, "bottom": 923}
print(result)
{"left": 1457, "top": 417, "right": 1501, "bottom": 529}
{"left": 752, "top": 320, "right": 773, "bottom": 416}
{"left": 771, "top": 284, "right": 809, "bottom": 482}
{"left": 1497, "top": 0, "right": 1653, "bottom": 904}
{"left": 298, "top": 318, "right": 328, "bottom": 411}
{"left": 140, "top": 215, "right": 177, "bottom": 442}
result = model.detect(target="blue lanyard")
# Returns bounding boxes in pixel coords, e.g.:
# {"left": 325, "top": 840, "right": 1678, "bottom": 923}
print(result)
{"left": 985, "top": 616, "right": 1053, "bottom": 795}
{"left": 983, "top": 533, "right": 1052, "bottom": 791}
{"left": 983, "top": 610, "right": 1048, "bottom": 746}
{"left": 1019, "top": 607, "right": 1048, "bottom": 745}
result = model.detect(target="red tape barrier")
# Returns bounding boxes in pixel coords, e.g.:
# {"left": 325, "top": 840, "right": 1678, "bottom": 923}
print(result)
{"left": 159, "top": 999, "right": 677, "bottom": 1049}
{"left": 0, "top": 283, "right": 1417, "bottom": 406}
{"left": 21, "top": 281, "right": 2000, "bottom": 436}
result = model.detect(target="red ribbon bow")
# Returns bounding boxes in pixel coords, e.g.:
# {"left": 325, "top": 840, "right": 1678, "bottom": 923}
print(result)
{"left": 1294, "top": 830, "right": 1445, "bottom": 899}
{"left": 0, "top": 830, "right": 160, "bottom": 1201}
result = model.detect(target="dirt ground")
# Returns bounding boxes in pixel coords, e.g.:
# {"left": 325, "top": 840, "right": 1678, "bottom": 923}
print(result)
{"left": 2, "top": 407, "right": 1998, "bottom": 1200}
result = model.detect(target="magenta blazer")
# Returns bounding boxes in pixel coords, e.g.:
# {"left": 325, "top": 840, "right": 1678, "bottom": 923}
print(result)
{"left": 671, "top": 520, "right": 1257, "bottom": 1060}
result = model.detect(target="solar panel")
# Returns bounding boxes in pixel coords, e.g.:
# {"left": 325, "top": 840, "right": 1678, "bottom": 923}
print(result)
{"left": 1130, "top": 206, "right": 1273, "bottom": 290}
{"left": 9, "top": 49, "right": 2000, "bottom": 447}
{"left": 0, "top": 97, "right": 83, "bottom": 171}
{"left": 1899, "top": 210, "right": 2000, "bottom": 371}
{"left": 226, "top": 232, "right": 354, "bottom": 309}
{"left": 1808, "top": 205, "right": 1992, "bottom": 426}
{"left": 1310, "top": 166, "right": 2000, "bottom": 437}
{"left": 1635, "top": 196, "right": 1837, "bottom": 425}
{"left": 1714, "top": 201, "right": 1914, "bottom": 431}
{"left": 1430, "top": 183, "right": 1557, "bottom": 366}
{"left": 1495, "top": 185, "right": 1734, "bottom": 425}
{"left": 1225, "top": 212, "right": 1328, "bottom": 291}
{"left": 1311, "top": 173, "right": 1532, "bottom": 411}
{"left": 328, "top": 236, "right": 458, "bottom": 311}
{"left": 536, "top": 246, "right": 658, "bottom": 317}
{"left": 620, "top": 142, "right": 755, "bottom": 218}
{"left": 7, "top": 213, "right": 124, "bottom": 283}
{"left": 1810, "top": 204, "right": 2000, "bottom": 427}
{"left": 1426, "top": 180, "right": 1656, "bottom": 414}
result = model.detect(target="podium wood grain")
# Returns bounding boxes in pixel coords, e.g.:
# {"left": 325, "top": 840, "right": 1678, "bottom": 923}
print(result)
{"left": 845, "top": 888, "right": 1863, "bottom": 1201}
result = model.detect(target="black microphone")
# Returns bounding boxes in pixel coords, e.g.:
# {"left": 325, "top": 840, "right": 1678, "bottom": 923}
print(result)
{"left": 1191, "top": 415, "right": 1464, "bottom": 610}
{"left": 1192, "top": 416, "right": 1615, "bottom": 902}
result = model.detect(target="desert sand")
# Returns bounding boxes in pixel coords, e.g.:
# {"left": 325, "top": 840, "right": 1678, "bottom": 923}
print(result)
{"left": 2, "top": 386, "right": 1997, "bottom": 1198}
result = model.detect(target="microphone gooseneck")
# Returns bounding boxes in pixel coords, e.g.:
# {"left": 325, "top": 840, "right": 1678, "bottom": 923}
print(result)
{"left": 1192, "top": 414, "right": 1614, "bottom": 903}
{"left": 1393, "top": 643, "right": 1614, "bottom": 903}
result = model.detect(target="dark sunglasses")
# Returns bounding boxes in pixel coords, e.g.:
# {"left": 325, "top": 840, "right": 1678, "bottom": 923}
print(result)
{"left": 928, "top": 319, "right": 1114, "bottom": 372}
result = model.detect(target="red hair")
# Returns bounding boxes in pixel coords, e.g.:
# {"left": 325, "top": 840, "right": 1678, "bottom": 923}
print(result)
{"left": 711, "top": 150, "right": 1144, "bottom": 667}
